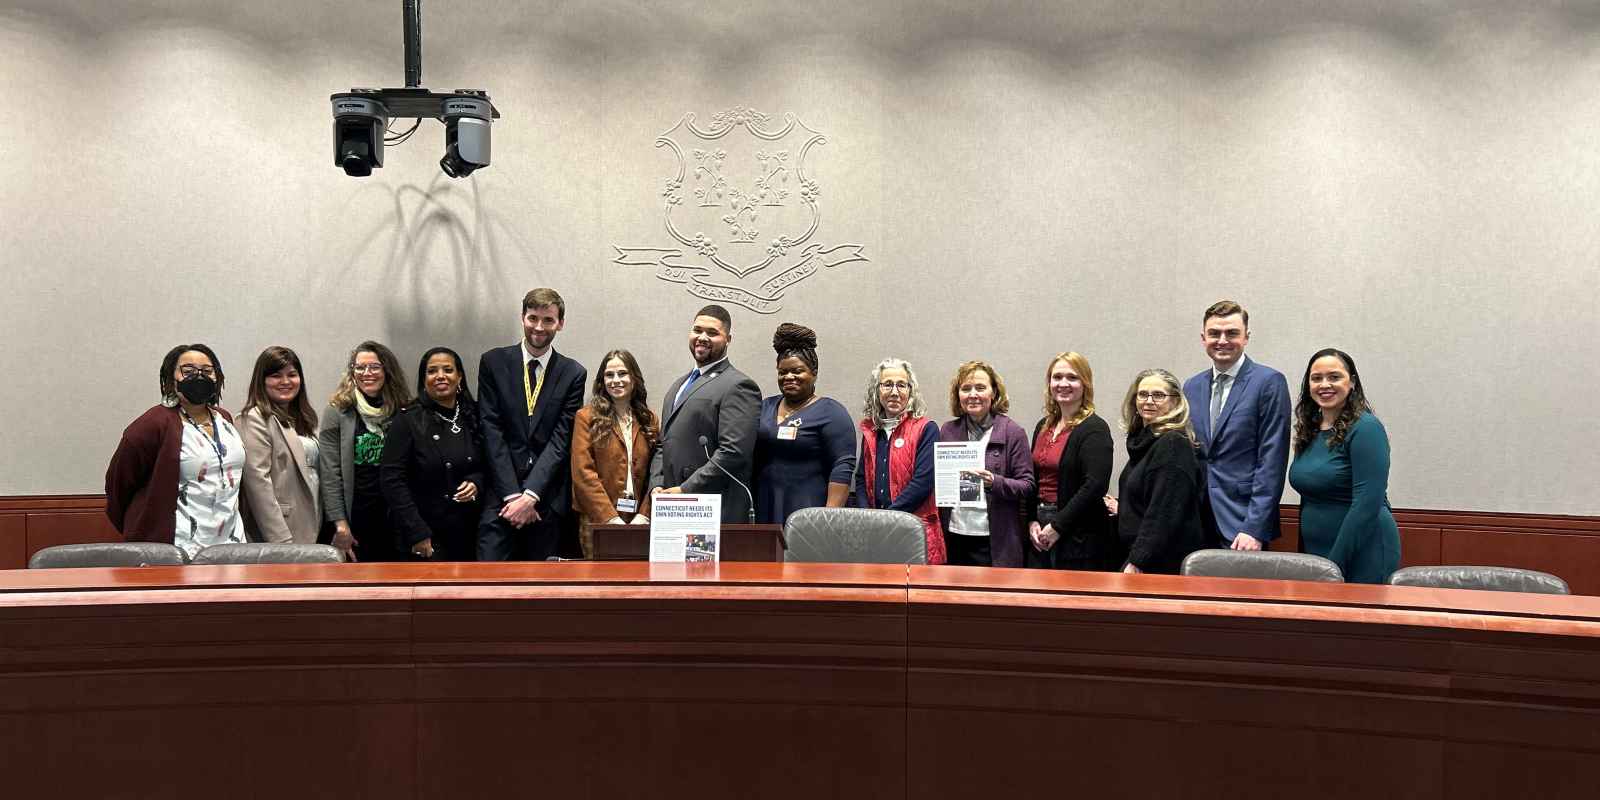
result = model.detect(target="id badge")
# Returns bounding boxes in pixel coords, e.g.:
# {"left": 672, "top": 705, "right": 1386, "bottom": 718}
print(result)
{"left": 777, "top": 424, "right": 799, "bottom": 441}
{"left": 615, "top": 496, "right": 638, "bottom": 514}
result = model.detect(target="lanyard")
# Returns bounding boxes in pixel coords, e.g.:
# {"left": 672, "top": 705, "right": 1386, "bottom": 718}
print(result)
{"left": 180, "top": 406, "right": 231, "bottom": 486}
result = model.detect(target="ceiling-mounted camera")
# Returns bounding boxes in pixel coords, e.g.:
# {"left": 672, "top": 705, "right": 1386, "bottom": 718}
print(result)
{"left": 329, "top": 1, "right": 500, "bottom": 178}
{"left": 439, "top": 96, "right": 492, "bottom": 178}
{"left": 333, "top": 97, "right": 388, "bottom": 177}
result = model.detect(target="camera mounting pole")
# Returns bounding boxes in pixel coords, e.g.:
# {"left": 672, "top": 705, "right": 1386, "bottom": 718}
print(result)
{"left": 403, "top": 0, "right": 422, "bottom": 89}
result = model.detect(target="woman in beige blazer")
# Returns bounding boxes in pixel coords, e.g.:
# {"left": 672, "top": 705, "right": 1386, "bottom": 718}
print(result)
{"left": 570, "top": 349, "right": 658, "bottom": 556}
{"left": 238, "top": 346, "right": 323, "bottom": 544}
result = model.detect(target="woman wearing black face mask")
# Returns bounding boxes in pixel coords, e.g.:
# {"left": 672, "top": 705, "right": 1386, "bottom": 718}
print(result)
{"left": 106, "top": 343, "right": 248, "bottom": 558}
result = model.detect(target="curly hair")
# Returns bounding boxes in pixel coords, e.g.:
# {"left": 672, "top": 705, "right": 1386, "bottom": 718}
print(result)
{"left": 1292, "top": 348, "right": 1373, "bottom": 455}
{"left": 861, "top": 357, "right": 926, "bottom": 420}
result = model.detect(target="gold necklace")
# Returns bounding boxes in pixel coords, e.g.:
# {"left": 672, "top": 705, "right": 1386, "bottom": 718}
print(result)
{"left": 777, "top": 394, "right": 818, "bottom": 423}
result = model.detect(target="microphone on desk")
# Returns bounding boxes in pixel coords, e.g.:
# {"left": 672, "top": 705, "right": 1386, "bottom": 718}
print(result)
{"left": 699, "top": 435, "right": 757, "bottom": 524}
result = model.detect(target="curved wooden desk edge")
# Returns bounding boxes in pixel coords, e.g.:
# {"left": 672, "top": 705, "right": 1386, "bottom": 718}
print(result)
{"left": 2, "top": 563, "right": 1599, "bottom": 799}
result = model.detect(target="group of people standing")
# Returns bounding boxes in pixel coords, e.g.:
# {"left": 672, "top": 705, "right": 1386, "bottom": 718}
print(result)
{"left": 103, "top": 294, "right": 1400, "bottom": 583}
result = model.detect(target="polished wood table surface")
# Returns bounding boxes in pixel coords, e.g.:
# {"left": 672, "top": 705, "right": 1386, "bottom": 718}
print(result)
{"left": 2, "top": 563, "right": 1598, "bottom": 799}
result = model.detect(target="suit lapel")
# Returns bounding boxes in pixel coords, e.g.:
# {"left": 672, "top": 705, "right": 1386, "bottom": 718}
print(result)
{"left": 662, "top": 362, "right": 727, "bottom": 432}
{"left": 280, "top": 419, "right": 313, "bottom": 488}
{"left": 1213, "top": 358, "right": 1255, "bottom": 437}
{"left": 1187, "top": 377, "right": 1212, "bottom": 445}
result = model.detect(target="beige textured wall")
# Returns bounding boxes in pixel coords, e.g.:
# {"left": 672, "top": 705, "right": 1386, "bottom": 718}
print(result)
{"left": 1, "top": 1, "right": 1596, "bottom": 513}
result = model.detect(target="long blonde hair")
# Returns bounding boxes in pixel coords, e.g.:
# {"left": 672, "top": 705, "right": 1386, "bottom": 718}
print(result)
{"left": 1119, "top": 368, "right": 1195, "bottom": 444}
{"left": 1040, "top": 352, "right": 1095, "bottom": 431}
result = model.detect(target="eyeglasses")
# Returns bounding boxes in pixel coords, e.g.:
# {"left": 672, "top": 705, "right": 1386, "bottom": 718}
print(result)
{"left": 1136, "top": 391, "right": 1174, "bottom": 402}
{"left": 878, "top": 381, "right": 911, "bottom": 392}
{"left": 177, "top": 365, "right": 216, "bottom": 379}
{"left": 350, "top": 364, "right": 385, "bottom": 375}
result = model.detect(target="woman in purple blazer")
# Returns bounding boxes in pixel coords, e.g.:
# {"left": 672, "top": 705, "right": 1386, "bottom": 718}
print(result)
{"left": 937, "top": 361, "right": 1036, "bottom": 567}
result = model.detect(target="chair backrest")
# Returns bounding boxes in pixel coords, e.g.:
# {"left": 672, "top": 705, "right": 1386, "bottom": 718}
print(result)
{"left": 28, "top": 542, "right": 188, "bottom": 569}
{"left": 1387, "top": 565, "right": 1570, "bottom": 595}
{"left": 1180, "top": 549, "right": 1345, "bottom": 583}
{"left": 191, "top": 543, "right": 343, "bottom": 565}
{"left": 783, "top": 507, "right": 927, "bottom": 565}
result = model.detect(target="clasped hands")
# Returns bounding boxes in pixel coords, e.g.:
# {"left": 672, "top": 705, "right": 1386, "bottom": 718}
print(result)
{"left": 499, "top": 492, "right": 541, "bottom": 527}
{"left": 1028, "top": 521, "right": 1059, "bottom": 552}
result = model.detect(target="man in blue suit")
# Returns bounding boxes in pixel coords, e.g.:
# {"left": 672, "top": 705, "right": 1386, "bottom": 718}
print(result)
{"left": 1182, "top": 300, "right": 1291, "bottom": 551}
{"left": 476, "top": 288, "right": 587, "bottom": 561}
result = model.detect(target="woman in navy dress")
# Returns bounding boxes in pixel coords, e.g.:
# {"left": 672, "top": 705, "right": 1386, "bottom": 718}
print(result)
{"left": 753, "top": 323, "right": 856, "bottom": 525}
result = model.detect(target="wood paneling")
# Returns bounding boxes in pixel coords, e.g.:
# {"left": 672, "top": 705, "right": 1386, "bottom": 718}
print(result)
{"left": 1401, "top": 525, "right": 1443, "bottom": 567}
{"left": 0, "top": 515, "right": 24, "bottom": 571}
{"left": 24, "top": 510, "right": 119, "bottom": 559}
{"left": 1441, "top": 528, "right": 1600, "bottom": 596}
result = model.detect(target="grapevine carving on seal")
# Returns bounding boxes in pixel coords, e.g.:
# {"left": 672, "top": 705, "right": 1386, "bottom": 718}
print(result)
{"left": 613, "top": 107, "right": 867, "bottom": 313}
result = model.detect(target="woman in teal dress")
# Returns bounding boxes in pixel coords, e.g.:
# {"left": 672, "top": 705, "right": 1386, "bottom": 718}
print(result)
{"left": 1287, "top": 348, "right": 1399, "bottom": 583}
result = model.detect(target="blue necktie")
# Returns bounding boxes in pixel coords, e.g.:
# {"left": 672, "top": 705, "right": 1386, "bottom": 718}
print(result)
{"left": 673, "top": 368, "right": 702, "bottom": 412}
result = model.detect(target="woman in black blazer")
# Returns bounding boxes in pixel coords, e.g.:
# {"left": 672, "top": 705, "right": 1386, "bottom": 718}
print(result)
{"left": 380, "top": 347, "right": 486, "bottom": 561}
{"left": 1024, "top": 352, "right": 1117, "bottom": 570}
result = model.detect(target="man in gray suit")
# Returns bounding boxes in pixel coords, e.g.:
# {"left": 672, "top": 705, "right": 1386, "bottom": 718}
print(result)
{"left": 649, "top": 305, "right": 761, "bottom": 523}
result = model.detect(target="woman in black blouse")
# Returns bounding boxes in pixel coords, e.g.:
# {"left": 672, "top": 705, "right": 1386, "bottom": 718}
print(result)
{"left": 380, "top": 347, "right": 485, "bottom": 561}
{"left": 1108, "top": 368, "right": 1204, "bottom": 575}
{"left": 1024, "top": 352, "right": 1117, "bottom": 571}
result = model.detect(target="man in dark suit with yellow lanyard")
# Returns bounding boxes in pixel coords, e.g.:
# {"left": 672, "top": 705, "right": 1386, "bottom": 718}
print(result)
{"left": 476, "top": 288, "right": 587, "bottom": 560}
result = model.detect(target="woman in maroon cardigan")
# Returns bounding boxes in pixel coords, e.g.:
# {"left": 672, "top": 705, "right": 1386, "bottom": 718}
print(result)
{"left": 937, "top": 360, "right": 1035, "bottom": 568}
{"left": 105, "top": 344, "right": 246, "bottom": 558}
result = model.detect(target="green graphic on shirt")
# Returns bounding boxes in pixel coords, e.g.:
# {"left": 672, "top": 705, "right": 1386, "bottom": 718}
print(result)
{"left": 354, "top": 430, "right": 385, "bottom": 466}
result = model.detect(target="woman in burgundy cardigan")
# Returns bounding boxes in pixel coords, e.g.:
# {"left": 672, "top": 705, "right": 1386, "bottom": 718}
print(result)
{"left": 105, "top": 344, "right": 246, "bottom": 557}
{"left": 937, "top": 360, "right": 1035, "bottom": 568}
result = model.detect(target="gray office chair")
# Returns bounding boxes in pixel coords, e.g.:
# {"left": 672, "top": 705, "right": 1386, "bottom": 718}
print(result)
{"left": 1387, "top": 565, "right": 1570, "bottom": 595}
{"left": 27, "top": 542, "right": 188, "bottom": 568}
{"left": 1180, "top": 549, "right": 1345, "bottom": 583}
{"left": 784, "top": 507, "right": 927, "bottom": 565}
{"left": 190, "top": 543, "right": 343, "bottom": 565}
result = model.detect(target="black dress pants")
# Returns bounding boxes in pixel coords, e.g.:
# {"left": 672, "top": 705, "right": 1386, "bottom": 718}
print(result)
{"left": 477, "top": 512, "right": 563, "bottom": 561}
{"left": 946, "top": 533, "right": 992, "bottom": 567}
